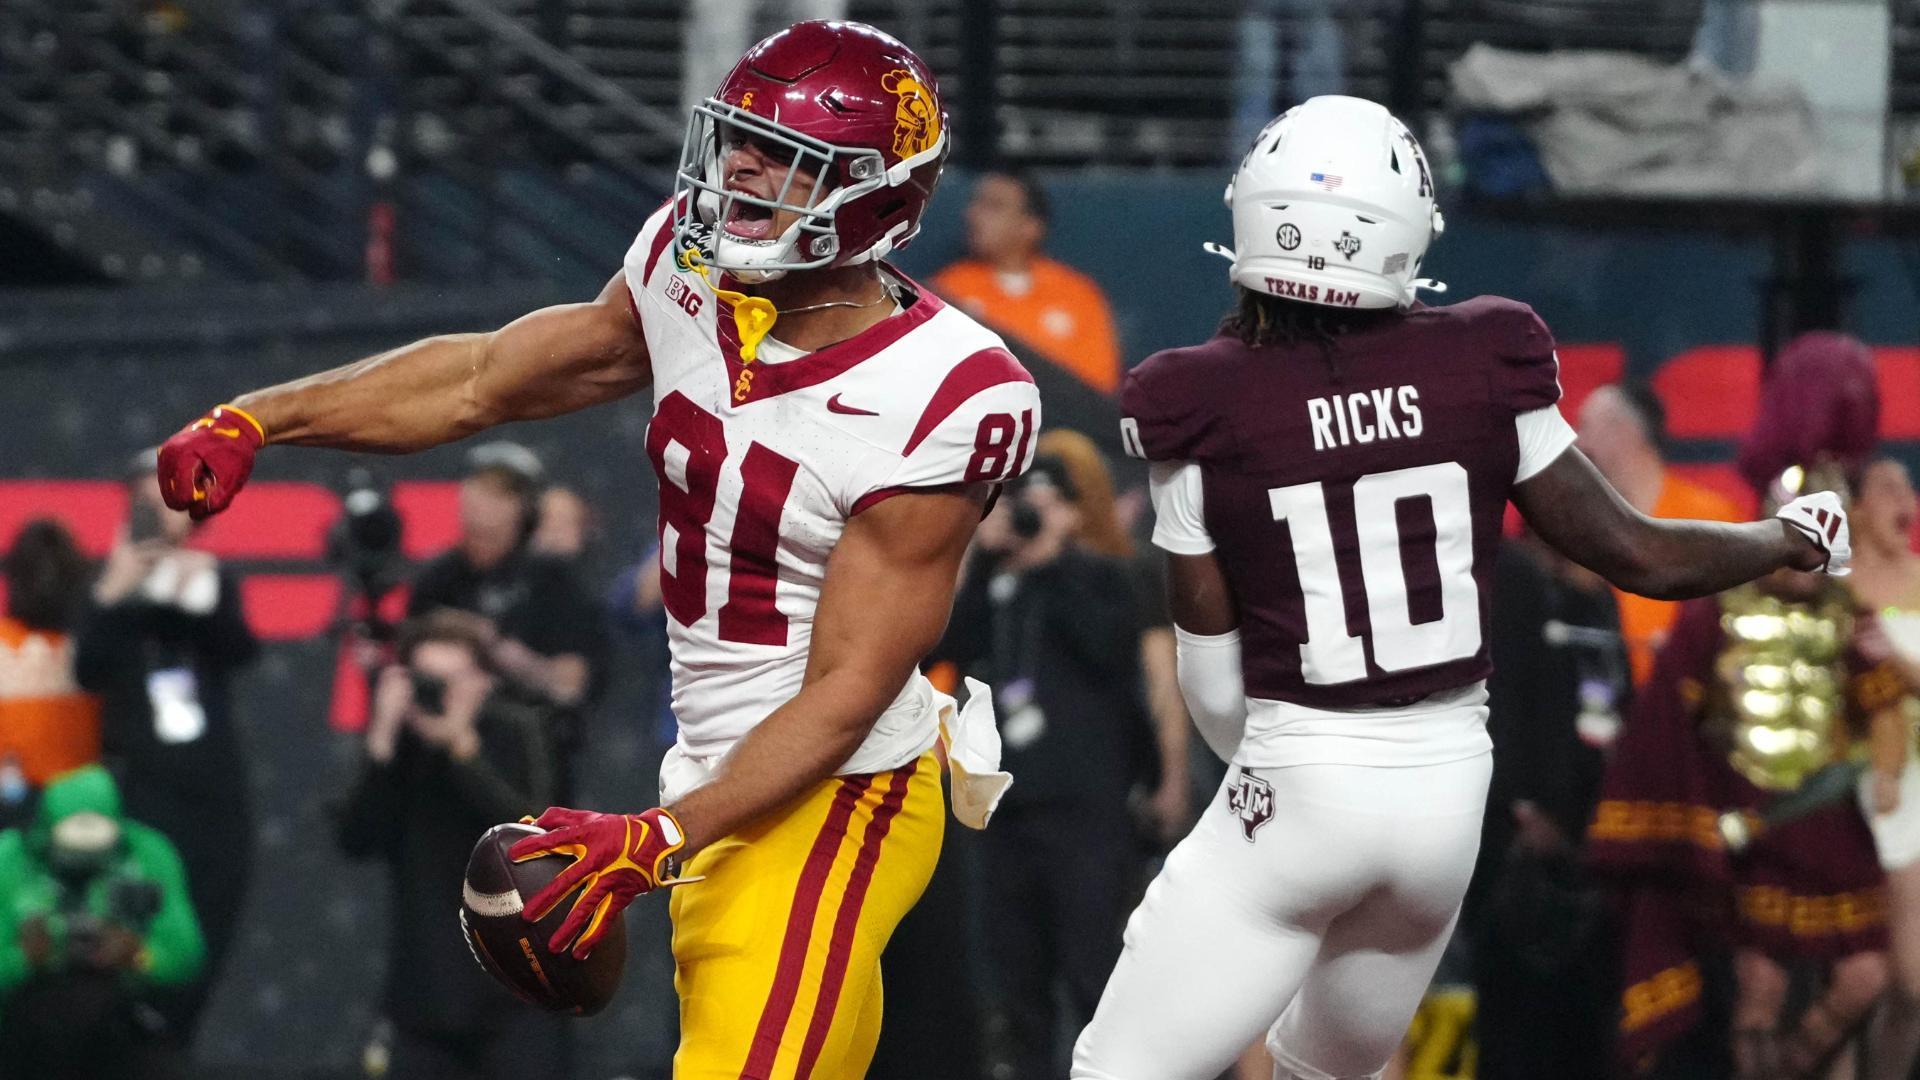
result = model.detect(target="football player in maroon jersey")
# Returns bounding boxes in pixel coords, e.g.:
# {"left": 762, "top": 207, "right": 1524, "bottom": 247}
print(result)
{"left": 1072, "top": 95, "right": 1851, "bottom": 1080}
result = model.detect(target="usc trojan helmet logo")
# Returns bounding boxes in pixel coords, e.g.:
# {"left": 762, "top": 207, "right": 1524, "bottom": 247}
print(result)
{"left": 880, "top": 69, "right": 940, "bottom": 158}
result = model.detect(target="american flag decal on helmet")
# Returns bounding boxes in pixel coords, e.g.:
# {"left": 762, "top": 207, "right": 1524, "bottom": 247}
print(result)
{"left": 1310, "top": 172, "right": 1343, "bottom": 190}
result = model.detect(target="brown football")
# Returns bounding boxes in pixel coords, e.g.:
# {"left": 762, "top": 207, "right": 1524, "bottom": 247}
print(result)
{"left": 460, "top": 822, "right": 626, "bottom": 1016}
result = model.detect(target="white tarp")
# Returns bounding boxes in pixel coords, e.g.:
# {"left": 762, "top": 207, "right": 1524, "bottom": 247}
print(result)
{"left": 1450, "top": 43, "right": 1824, "bottom": 196}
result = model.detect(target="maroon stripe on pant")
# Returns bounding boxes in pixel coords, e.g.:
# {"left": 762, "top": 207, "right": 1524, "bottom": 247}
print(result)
{"left": 793, "top": 759, "right": 920, "bottom": 1079}
{"left": 738, "top": 774, "right": 874, "bottom": 1080}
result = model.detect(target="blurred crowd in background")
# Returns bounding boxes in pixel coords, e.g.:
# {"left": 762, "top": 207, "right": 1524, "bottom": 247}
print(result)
{"left": 4, "top": 1, "right": 1920, "bottom": 1079}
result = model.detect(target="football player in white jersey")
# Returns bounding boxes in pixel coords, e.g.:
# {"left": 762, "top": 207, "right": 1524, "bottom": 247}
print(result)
{"left": 155, "top": 21, "right": 1039, "bottom": 1077}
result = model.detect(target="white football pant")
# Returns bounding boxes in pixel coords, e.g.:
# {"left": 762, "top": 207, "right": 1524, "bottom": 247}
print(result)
{"left": 1072, "top": 754, "right": 1491, "bottom": 1080}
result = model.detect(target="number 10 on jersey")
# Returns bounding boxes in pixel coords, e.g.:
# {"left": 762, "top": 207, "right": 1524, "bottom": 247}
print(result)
{"left": 1272, "top": 462, "right": 1481, "bottom": 685}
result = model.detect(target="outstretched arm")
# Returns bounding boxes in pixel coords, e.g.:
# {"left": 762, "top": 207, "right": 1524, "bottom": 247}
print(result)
{"left": 1514, "top": 446, "right": 1826, "bottom": 600}
{"left": 239, "top": 272, "right": 649, "bottom": 452}
{"left": 161, "top": 273, "right": 649, "bottom": 517}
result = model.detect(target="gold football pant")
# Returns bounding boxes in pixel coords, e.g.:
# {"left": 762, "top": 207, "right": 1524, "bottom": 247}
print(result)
{"left": 670, "top": 750, "right": 944, "bottom": 1080}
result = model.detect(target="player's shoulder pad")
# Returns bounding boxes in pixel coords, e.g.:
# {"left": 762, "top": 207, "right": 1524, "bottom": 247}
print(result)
{"left": 1446, "top": 294, "right": 1561, "bottom": 414}
{"left": 1119, "top": 340, "right": 1236, "bottom": 462}
{"left": 1452, "top": 294, "right": 1555, "bottom": 358}
{"left": 621, "top": 196, "right": 687, "bottom": 302}
{"left": 886, "top": 331, "right": 1042, "bottom": 490}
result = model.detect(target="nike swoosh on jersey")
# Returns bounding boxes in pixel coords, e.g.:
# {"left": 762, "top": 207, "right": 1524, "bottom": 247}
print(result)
{"left": 826, "top": 394, "right": 880, "bottom": 417}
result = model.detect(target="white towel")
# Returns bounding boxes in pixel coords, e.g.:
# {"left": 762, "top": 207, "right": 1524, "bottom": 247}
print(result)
{"left": 655, "top": 674, "right": 1013, "bottom": 829}
{"left": 936, "top": 677, "right": 1015, "bottom": 830}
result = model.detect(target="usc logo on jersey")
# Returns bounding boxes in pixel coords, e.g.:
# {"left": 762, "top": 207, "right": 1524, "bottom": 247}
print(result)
{"left": 880, "top": 69, "right": 939, "bottom": 158}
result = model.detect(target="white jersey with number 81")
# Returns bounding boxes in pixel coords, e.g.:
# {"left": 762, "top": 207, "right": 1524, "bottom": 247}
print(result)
{"left": 623, "top": 202, "right": 1041, "bottom": 778}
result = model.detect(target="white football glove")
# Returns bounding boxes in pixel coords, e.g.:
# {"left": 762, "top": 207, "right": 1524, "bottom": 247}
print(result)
{"left": 1775, "top": 491, "right": 1851, "bottom": 577}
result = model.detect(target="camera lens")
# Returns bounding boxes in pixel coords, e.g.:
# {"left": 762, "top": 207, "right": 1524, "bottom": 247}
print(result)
{"left": 410, "top": 671, "right": 447, "bottom": 714}
{"left": 1010, "top": 502, "right": 1043, "bottom": 540}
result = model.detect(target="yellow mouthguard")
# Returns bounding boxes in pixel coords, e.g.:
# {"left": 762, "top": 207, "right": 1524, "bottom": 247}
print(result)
{"left": 681, "top": 248, "right": 778, "bottom": 363}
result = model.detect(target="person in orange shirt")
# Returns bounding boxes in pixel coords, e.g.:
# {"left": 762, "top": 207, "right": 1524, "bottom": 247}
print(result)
{"left": 0, "top": 521, "right": 103, "bottom": 804}
{"left": 1576, "top": 382, "right": 1745, "bottom": 684}
{"left": 932, "top": 171, "right": 1123, "bottom": 393}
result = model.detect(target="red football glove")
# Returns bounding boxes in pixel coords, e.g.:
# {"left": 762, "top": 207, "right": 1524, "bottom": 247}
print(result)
{"left": 157, "top": 404, "right": 267, "bottom": 520}
{"left": 508, "top": 806, "right": 691, "bottom": 959}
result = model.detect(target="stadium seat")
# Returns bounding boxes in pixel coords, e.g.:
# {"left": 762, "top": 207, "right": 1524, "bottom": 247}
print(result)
{"left": 1652, "top": 345, "right": 1763, "bottom": 439}
{"left": 393, "top": 481, "right": 464, "bottom": 560}
{"left": 0, "top": 481, "right": 127, "bottom": 556}
{"left": 1875, "top": 347, "right": 1920, "bottom": 438}
{"left": 239, "top": 575, "right": 342, "bottom": 641}
{"left": 191, "top": 483, "right": 338, "bottom": 560}
{"left": 1553, "top": 342, "right": 1625, "bottom": 420}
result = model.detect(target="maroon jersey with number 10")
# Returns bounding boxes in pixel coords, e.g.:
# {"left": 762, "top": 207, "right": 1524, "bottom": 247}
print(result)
{"left": 1123, "top": 296, "right": 1562, "bottom": 710}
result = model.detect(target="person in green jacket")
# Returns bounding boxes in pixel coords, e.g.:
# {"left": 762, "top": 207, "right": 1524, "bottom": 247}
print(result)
{"left": 0, "top": 764, "right": 204, "bottom": 1078}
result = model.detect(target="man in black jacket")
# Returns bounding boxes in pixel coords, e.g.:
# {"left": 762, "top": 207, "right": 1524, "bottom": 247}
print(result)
{"left": 407, "top": 449, "right": 607, "bottom": 721}
{"left": 935, "top": 455, "right": 1152, "bottom": 1080}
{"left": 76, "top": 455, "right": 258, "bottom": 1036}
{"left": 337, "top": 612, "right": 567, "bottom": 1080}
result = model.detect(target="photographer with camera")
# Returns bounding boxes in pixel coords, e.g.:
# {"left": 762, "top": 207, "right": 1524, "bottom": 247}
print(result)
{"left": 932, "top": 450, "right": 1153, "bottom": 1079}
{"left": 336, "top": 611, "right": 568, "bottom": 1080}
{"left": 407, "top": 445, "right": 607, "bottom": 780}
{"left": 74, "top": 451, "right": 257, "bottom": 1036}
{"left": 0, "top": 764, "right": 204, "bottom": 1080}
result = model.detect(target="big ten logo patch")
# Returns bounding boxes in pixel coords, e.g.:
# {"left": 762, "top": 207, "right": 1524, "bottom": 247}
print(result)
{"left": 1226, "top": 770, "right": 1275, "bottom": 841}
{"left": 665, "top": 275, "right": 703, "bottom": 317}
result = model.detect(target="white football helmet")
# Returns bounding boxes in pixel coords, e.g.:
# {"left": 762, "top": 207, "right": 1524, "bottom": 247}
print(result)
{"left": 1207, "top": 96, "right": 1446, "bottom": 310}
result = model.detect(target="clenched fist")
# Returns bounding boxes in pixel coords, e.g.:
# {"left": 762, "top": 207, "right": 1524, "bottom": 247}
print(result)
{"left": 157, "top": 405, "right": 266, "bottom": 519}
{"left": 1775, "top": 491, "right": 1852, "bottom": 576}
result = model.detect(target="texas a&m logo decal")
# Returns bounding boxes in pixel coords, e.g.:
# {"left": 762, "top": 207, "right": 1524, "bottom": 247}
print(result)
{"left": 1226, "top": 769, "right": 1275, "bottom": 842}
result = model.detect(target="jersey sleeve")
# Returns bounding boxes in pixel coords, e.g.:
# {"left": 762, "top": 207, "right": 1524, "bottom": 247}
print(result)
{"left": 1514, "top": 405, "right": 1578, "bottom": 483}
{"left": 1120, "top": 349, "right": 1212, "bottom": 462}
{"left": 1487, "top": 299, "right": 1562, "bottom": 414}
{"left": 619, "top": 197, "right": 683, "bottom": 332}
{"left": 1148, "top": 460, "right": 1215, "bottom": 554}
{"left": 850, "top": 351, "right": 1042, "bottom": 514}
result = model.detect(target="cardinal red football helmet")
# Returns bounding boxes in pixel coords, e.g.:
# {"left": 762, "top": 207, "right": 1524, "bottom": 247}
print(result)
{"left": 671, "top": 20, "right": 951, "bottom": 278}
